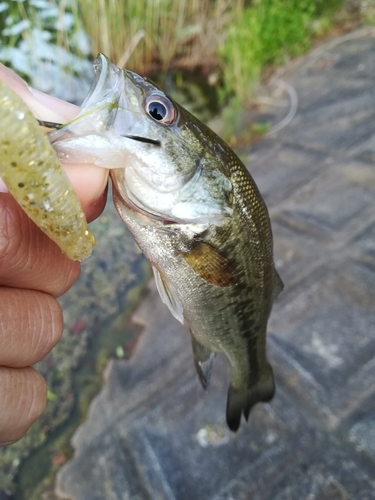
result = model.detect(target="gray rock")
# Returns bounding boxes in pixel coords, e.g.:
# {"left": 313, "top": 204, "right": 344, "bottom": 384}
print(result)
{"left": 56, "top": 30, "right": 375, "bottom": 500}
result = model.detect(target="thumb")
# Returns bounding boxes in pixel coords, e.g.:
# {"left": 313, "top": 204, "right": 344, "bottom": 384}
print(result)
{"left": 0, "top": 64, "right": 109, "bottom": 222}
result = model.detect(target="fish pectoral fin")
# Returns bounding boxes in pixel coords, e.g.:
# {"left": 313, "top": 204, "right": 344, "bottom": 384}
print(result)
{"left": 152, "top": 266, "right": 184, "bottom": 324}
{"left": 273, "top": 268, "right": 284, "bottom": 300}
{"left": 226, "top": 362, "right": 275, "bottom": 432}
{"left": 190, "top": 333, "right": 216, "bottom": 390}
{"left": 181, "top": 241, "right": 234, "bottom": 287}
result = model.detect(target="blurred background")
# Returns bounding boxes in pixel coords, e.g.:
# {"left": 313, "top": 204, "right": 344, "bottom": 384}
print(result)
{"left": 0, "top": 0, "right": 358, "bottom": 135}
{"left": 1, "top": 1, "right": 375, "bottom": 499}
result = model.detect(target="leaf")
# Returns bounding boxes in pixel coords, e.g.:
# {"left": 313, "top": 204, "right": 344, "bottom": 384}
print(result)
{"left": 47, "top": 390, "right": 57, "bottom": 401}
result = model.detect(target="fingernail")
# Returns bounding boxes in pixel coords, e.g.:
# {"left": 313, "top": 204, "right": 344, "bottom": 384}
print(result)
{"left": 90, "top": 187, "right": 108, "bottom": 208}
{"left": 28, "top": 86, "right": 79, "bottom": 122}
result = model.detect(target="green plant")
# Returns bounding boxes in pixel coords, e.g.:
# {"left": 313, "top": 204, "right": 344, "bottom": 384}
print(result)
{"left": 220, "top": 0, "right": 345, "bottom": 104}
{"left": 251, "top": 121, "right": 272, "bottom": 134}
{"left": 0, "top": 0, "right": 92, "bottom": 101}
{"left": 75, "top": 0, "right": 243, "bottom": 76}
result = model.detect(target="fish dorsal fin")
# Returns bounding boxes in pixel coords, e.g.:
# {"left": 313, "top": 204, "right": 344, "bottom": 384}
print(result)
{"left": 273, "top": 269, "right": 284, "bottom": 300}
{"left": 190, "top": 333, "right": 216, "bottom": 390}
{"left": 181, "top": 241, "right": 234, "bottom": 287}
{"left": 152, "top": 266, "right": 184, "bottom": 324}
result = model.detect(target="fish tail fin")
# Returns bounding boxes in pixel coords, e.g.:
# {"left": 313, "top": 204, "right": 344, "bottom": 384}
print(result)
{"left": 226, "top": 363, "right": 275, "bottom": 432}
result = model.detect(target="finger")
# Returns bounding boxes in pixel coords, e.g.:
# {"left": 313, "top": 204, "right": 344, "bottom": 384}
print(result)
{"left": 0, "top": 288, "right": 62, "bottom": 367}
{"left": 0, "top": 177, "right": 7, "bottom": 193}
{"left": 63, "top": 164, "right": 109, "bottom": 220}
{"left": 0, "top": 194, "right": 80, "bottom": 296}
{"left": 0, "top": 63, "right": 78, "bottom": 123}
{"left": 0, "top": 366, "right": 46, "bottom": 446}
{"left": 0, "top": 156, "right": 109, "bottom": 221}
{"left": 0, "top": 64, "right": 110, "bottom": 219}
{"left": 85, "top": 184, "right": 108, "bottom": 223}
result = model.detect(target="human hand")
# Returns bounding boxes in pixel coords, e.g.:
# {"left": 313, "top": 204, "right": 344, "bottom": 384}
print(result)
{"left": 0, "top": 65, "right": 109, "bottom": 446}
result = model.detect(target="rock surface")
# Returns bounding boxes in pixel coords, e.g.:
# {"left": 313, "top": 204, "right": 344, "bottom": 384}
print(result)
{"left": 56, "top": 30, "right": 375, "bottom": 500}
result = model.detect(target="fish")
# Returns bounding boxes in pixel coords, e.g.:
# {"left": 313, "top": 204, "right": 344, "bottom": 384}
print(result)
{"left": 50, "top": 54, "right": 284, "bottom": 432}
{"left": 0, "top": 80, "right": 95, "bottom": 261}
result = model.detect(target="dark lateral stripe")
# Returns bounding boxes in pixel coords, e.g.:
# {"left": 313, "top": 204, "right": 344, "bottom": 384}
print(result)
{"left": 124, "top": 135, "right": 161, "bottom": 146}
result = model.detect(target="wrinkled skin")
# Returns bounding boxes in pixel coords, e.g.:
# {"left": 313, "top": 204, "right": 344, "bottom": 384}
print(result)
{"left": 0, "top": 64, "right": 108, "bottom": 446}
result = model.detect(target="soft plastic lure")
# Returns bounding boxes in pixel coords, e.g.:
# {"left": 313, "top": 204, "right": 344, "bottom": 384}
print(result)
{"left": 0, "top": 80, "right": 95, "bottom": 261}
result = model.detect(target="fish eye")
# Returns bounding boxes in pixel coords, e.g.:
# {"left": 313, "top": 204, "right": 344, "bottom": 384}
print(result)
{"left": 145, "top": 94, "right": 177, "bottom": 125}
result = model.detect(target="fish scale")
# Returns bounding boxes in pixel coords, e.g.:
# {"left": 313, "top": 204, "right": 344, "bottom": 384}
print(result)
{"left": 50, "top": 54, "right": 283, "bottom": 431}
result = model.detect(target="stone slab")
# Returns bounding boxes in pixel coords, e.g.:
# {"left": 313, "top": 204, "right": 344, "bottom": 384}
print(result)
{"left": 55, "top": 31, "right": 375, "bottom": 500}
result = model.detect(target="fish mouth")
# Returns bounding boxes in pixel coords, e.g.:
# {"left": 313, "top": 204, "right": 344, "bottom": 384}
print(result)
{"left": 41, "top": 127, "right": 161, "bottom": 148}
{"left": 83, "top": 53, "right": 123, "bottom": 112}
{"left": 47, "top": 54, "right": 163, "bottom": 169}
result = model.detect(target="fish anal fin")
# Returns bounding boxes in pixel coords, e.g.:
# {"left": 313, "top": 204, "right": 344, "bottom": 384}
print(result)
{"left": 226, "top": 363, "right": 275, "bottom": 432}
{"left": 152, "top": 266, "right": 184, "bottom": 324}
{"left": 181, "top": 241, "right": 233, "bottom": 287}
{"left": 273, "top": 268, "right": 284, "bottom": 300}
{"left": 190, "top": 333, "right": 216, "bottom": 390}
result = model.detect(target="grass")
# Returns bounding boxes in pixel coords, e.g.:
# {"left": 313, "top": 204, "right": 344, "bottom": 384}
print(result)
{"left": 220, "top": 0, "right": 346, "bottom": 104}
{"left": 76, "top": 0, "right": 243, "bottom": 77}
{"left": 75, "top": 0, "right": 347, "bottom": 103}
{"left": 0, "top": 0, "right": 351, "bottom": 107}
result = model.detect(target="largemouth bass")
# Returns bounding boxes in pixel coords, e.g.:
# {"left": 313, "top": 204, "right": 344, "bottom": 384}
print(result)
{"left": 0, "top": 80, "right": 95, "bottom": 261}
{"left": 51, "top": 54, "right": 283, "bottom": 431}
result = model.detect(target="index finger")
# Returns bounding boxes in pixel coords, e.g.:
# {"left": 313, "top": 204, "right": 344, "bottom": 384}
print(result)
{"left": 0, "top": 194, "right": 80, "bottom": 296}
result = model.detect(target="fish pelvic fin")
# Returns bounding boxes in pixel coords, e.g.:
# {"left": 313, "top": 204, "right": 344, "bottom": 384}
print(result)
{"left": 152, "top": 265, "right": 184, "bottom": 324}
{"left": 273, "top": 268, "right": 284, "bottom": 300}
{"left": 226, "top": 362, "right": 275, "bottom": 432}
{"left": 190, "top": 333, "right": 216, "bottom": 390}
